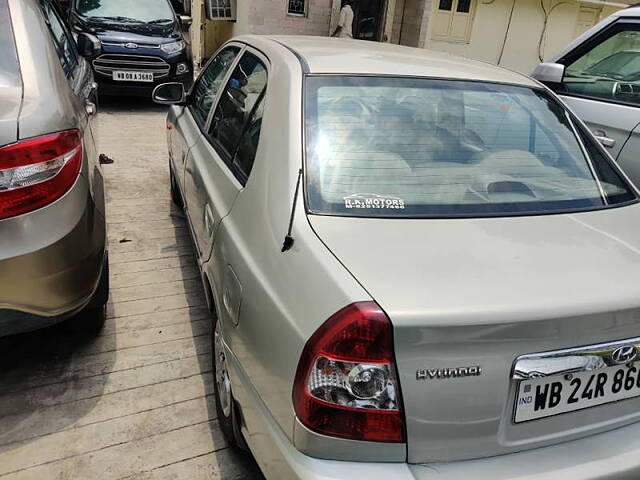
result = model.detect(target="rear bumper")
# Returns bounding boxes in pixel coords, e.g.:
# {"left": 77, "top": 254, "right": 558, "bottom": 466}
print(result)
{"left": 228, "top": 338, "right": 640, "bottom": 480}
{"left": 0, "top": 176, "right": 106, "bottom": 336}
{"left": 415, "top": 420, "right": 640, "bottom": 479}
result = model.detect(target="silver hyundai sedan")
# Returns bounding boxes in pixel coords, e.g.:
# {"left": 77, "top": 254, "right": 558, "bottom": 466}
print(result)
{"left": 1, "top": 0, "right": 107, "bottom": 336}
{"left": 155, "top": 36, "right": 640, "bottom": 479}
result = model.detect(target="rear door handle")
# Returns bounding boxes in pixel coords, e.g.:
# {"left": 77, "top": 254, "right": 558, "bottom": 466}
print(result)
{"left": 593, "top": 130, "right": 616, "bottom": 148}
{"left": 595, "top": 136, "right": 616, "bottom": 148}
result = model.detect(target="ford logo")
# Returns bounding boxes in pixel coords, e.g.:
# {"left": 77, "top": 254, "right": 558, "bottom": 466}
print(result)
{"left": 611, "top": 345, "right": 637, "bottom": 365}
{"left": 124, "top": 43, "right": 139, "bottom": 49}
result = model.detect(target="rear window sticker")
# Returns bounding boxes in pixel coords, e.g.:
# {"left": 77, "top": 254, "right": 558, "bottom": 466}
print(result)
{"left": 344, "top": 194, "right": 406, "bottom": 210}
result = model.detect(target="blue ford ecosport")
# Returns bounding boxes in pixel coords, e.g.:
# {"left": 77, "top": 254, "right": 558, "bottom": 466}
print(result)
{"left": 68, "top": 0, "right": 192, "bottom": 96}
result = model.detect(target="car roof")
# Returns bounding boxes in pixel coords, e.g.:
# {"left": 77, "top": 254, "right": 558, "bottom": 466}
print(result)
{"left": 614, "top": 5, "right": 640, "bottom": 17}
{"left": 257, "top": 35, "right": 539, "bottom": 87}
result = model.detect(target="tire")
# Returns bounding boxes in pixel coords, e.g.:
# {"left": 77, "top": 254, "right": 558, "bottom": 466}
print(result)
{"left": 76, "top": 303, "right": 107, "bottom": 332}
{"left": 212, "top": 316, "right": 247, "bottom": 449}
{"left": 170, "top": 167, "right": 184, "bottom": 209}
{"left": 67, "top": 254, "right": 109, "bottom": 332}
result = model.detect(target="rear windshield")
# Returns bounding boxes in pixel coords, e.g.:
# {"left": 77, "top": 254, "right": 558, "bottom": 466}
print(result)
{"left": 0, "top": 0, "right": 20, "bottom": 88}
{"left": 75, "top": 0, "right": 174, "bottom": 23}
{"left": 304, "top": 76, "right": 636, "bottom": 218}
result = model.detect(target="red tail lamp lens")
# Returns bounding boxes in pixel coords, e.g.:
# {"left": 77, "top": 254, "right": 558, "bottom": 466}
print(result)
{"left": 293, "top": 302, "right": 405, "bottom": 443}
{"left": 0, "top": 130, "right": 83, "bottom": 220}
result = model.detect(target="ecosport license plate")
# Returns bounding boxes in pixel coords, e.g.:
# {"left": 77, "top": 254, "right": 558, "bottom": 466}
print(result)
{"left": 112, "top": 71, "right": 154, "bottom": 82}
{"left": 513, "top": 338, "right": 640, "bottom": 423}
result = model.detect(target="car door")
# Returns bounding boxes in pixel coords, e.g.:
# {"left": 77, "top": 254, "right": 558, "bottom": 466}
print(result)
{"left": 551, "top": 19, "right": 640, "bottom": 181}
{"left": 618, "top": 123, "right": 640, "bottom": 183}
{"left": 170, "top": 45, "right": 241, "bottom": 192}
{"left": 184, "top": 47, "right": 268, "bottom": 261}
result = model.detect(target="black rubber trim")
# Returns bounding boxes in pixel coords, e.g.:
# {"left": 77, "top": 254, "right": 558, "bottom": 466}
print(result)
{"left": 269, "top": 39, "right": 310, "bottom": 74}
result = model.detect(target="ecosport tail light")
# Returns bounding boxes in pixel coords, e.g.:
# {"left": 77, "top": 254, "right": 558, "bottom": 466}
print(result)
{"left": 293, "top": 302, "right": 405, "bottom": 443}
{"left": 0, "top": 130, "right": 82, "bottom": 220}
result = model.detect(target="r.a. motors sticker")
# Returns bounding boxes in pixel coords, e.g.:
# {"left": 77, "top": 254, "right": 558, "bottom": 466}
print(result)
{"left": 344, "top": 194, "right": 405, "bottom": 210}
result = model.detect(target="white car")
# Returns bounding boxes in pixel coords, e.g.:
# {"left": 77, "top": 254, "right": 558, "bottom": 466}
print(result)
{"left": 533, "top": 5, "right": 640, "bottom": 186}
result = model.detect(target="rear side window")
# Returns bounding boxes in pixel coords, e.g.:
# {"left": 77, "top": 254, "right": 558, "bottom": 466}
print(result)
{"left": 208, "top": 52, "right": 267, "bottom": 182}
{"left": 190, "top": 47, "right": 240, "bottom": 129}
{"left": 41, "top": 1, "right": 79, "bottom": 77}
{"left": 231, "top": 95, "right": 265, "bottom": 183}
{"left": 305, "top": 76, "right": 636, "bottom": 218}
{"left": 0, "top": 0, "right": 20, "bottom": 88}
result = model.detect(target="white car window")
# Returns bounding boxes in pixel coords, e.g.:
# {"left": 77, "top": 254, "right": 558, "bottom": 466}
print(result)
{"left": 305, "top": 76, "right": 636, "bottom": 217}
{"left": 42, "top": 2, "right": 79, "bottom": 78}
{"left": 563, "top": 26, "right": 640, "bottom": 106}
{"left": 208, "top": 52, "right": 267, "bottom": 183}
{"left": 189, "top": 47, "right": 240, "bottom": 129}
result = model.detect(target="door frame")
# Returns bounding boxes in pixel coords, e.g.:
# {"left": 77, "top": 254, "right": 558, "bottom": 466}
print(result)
{"left": 329, "top": 0, "right": 389, "bottom": 41}
{"left": 353, "top": 0, "right": 388, "bottom": 41}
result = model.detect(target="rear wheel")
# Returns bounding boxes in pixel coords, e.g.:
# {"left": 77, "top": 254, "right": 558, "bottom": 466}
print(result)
{"left": 67, "top": 254, "right": 109, "bottom": 332}
{"left": 76, "top": 303, "right": 107, "bottom": 332}
{"left": 212, "top": 317, "right": 246, "bottom": 449}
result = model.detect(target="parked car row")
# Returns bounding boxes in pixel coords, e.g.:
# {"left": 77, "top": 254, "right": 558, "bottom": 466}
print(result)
{"left": 55, "top": 0, "right": 193, "bottom": 97}
{"left": 4, "top": 0, "right": 640, "bottom": 478}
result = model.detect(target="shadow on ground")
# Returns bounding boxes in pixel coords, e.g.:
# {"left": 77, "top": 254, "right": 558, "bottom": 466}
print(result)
{"left": 171, "top": 212, "right": 265, "bottom": 479}
{"left": 0, "top": 319, "right": 116, "bottom": 453}
{"left": 98, "top": 94, "right": 169, "bottom": 114}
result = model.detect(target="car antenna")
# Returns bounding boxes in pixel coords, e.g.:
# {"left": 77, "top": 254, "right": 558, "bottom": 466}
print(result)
{"left": 281, "top": 168, "right": 303, "bottom": 253}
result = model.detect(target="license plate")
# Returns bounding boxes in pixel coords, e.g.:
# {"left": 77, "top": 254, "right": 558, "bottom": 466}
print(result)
{"left": 515, "top": 363, "right": 640, "bottom": 422}
{"left": 112, "top": 71, "right": 154, "bottom": 82}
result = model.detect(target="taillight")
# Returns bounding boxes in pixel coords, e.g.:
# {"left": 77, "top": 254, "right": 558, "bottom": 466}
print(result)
{"left": 293, "top": 302, "right": 405, "bottom": 443}
{"left": 0, "top": 130, "right": 83, "bottom": 220}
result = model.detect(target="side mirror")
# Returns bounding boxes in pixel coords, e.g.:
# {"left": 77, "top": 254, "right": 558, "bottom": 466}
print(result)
{"left": 76, "top": 33, "right": 102, "bottom": 57}
{"left": 179, "top": 15, "right": 192, "bottom": 28}
{"left": 153, "top": 82, "right": 187, "bottom": 105}
{"left": 531, "top": 62, "right": 565, "bottom": 86}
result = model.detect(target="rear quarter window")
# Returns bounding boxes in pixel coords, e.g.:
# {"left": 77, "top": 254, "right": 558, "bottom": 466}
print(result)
{"left": 0, "top": 0, "right": 20, "bottom": 88}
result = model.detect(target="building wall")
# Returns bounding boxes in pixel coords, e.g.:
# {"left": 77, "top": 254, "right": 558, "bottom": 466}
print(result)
{"left": 197, "top": 0, "right": 332, "bottom": 62}
{"left": 250, "top": 0, "right": 333, "bottom": 35}
{"left": 423, "top": 0, "right": 623, "bottom": 74}
{"left": 191, "top": 0, "right": 626, "bottom": 74}
{"left": 398, "top": 0, "right": 426, "bottom": 46}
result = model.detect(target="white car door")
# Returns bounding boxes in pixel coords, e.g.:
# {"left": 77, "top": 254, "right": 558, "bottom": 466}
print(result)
{"left": 184, "top": 47, "right": 268, "bottom": 262}
{"left": 537, "top": 18, "right": 640, "bottom": 184}
{"left": 618, "top": 124, "right": 640, "bottom": 183}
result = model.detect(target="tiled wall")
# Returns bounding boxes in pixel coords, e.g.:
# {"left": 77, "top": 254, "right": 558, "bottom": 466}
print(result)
{"left": 248, "top": 0, "right": 333, "bottom": 36}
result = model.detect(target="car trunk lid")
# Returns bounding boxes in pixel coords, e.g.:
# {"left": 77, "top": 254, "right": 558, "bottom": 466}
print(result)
{"left": 308, "top": 205, "right": 640, "bottom": 463}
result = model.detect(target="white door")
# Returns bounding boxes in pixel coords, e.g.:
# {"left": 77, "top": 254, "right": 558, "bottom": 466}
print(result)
{"left": 556, "top": 20, "right": 640, "bottom": 184}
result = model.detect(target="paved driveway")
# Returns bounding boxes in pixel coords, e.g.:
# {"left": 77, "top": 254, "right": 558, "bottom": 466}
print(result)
{"left": 0, "top": 98, "right": 263, "bottom": 479}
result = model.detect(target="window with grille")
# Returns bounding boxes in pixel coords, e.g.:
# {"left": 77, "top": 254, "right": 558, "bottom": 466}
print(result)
{"left": 431, "top": 0, "right": 476, "bottom": 43}
{"left": 206, "top": 0, "right": 236, "bottom": 20}
{"left": 288, "top": 0, "right": 307, "bottom": 16}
